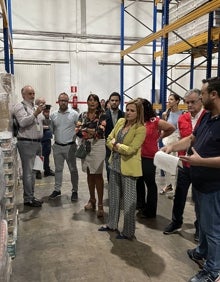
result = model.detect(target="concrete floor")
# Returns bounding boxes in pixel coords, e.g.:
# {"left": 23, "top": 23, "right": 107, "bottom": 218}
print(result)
{"left": 10, "top": 160, "right": 200, "bottom": 282}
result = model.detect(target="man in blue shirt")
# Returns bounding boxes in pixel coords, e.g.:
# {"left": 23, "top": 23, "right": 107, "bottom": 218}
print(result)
{"left": 162, "top": 77, "right": 220, "bottom": 282}
{"left": 41, "top": 105, "right": 55, "bottom": 177}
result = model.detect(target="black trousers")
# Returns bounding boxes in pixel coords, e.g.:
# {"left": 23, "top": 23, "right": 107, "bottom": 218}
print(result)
{"left": 105, "top": 146, "right": 111, "bottom": 182}
{"left": 136, "top": 157, "right": 157, "bottom": 217}
{"left": 172, "top": 166, "right": 199, "bottom": 230}
{"left": 42, "top": 139, "right": 52, "bottom": 173}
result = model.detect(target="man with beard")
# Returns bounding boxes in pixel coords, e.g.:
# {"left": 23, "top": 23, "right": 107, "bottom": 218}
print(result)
{"left": 48, "top": 92, "right": 79, "bottom": 202}
{"left": 13, "top": 85, "right": 45, "bottom": 207}
{"left": 105, "top": 92, "right": 124, "bottom": 182}
{"left": 162, "top": 77, "right": 220, "bottom": 282}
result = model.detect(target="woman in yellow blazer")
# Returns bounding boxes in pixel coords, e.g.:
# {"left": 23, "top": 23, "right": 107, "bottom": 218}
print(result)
{"left": 98, "top": 99, "right": 146, "bottom": 239}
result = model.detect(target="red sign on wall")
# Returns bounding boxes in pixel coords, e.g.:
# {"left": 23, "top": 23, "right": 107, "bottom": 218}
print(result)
{"left": 71, "top": 86, "right": 77, "bottom": 93}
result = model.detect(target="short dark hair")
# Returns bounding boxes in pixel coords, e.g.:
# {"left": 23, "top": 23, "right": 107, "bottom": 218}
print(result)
{"left": 202, "top": 77, "right": 220, "bottom": 97}
{"left": 109, "top": 92, "right": 121, "bottom": 101}
{"left": 58, "top": 92, "right": 69, "bottom": 100}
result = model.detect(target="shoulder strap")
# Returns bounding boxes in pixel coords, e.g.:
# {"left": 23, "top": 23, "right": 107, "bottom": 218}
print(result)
{"left": 21, "top": 101, "right": 28, "bottom": 112}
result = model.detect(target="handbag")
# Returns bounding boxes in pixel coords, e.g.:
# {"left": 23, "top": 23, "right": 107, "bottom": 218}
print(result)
{"left": 75, "top": 142, "right": 87, "bottom": 159}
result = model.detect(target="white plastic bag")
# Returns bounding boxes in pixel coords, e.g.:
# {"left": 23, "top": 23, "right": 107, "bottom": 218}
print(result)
{"left": 33, "top": 155, "right": 44, "bottom": 171}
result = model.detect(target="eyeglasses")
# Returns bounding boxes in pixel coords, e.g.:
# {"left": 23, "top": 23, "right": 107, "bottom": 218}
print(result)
{"left": 185, "top": 98, "right": 201, "bottom": 105}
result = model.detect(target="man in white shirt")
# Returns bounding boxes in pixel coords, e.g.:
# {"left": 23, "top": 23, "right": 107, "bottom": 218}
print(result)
{"left": 13, "top": 85, "right": 45, "bottom": 207}
{"left": 49, "top": 92, "right": 79, "bottom": 202}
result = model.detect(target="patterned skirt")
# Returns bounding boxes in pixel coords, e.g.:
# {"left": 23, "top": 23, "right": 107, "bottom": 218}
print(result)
{"left": 81, "top": 138, "right": 106, "bottom": 174}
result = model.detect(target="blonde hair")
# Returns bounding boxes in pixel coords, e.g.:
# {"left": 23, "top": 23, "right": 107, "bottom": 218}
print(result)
{"left": 125, "top": 98, "right": 144, "bottom": 125}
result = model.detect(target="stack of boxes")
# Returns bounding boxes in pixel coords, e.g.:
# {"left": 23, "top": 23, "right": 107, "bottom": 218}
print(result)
{"left": 168, "top": 0, "right": 219, "bottom": 46}
{"left": 0, "top": 132, "right": 18, "bottom": 259}
{"left": 0, "top": 148, "right": 12, "bottom": 281}
{"left": 0, "top": 73, "right": 18, "bottom": 279}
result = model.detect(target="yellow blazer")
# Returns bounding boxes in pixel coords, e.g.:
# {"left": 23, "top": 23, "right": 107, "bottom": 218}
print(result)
{"left": 107, "top": 118, "right": 146, "bottom": 177}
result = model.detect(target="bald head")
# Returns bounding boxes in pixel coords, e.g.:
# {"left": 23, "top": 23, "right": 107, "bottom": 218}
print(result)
{"left": 21, "top": 85, "right": 35, "bottom": 103}
{"left": 35, "top": 97, "right": 46, "bottom": 106}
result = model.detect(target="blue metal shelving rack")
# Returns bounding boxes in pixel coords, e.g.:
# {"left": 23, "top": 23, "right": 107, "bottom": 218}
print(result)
{"left": 0, "top": 0, "right": 14, "bottom": 74}
{"left": 120, "top": 0, "right": 220, "bottom": 111}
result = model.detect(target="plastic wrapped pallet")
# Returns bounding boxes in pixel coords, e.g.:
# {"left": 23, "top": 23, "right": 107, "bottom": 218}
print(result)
{"left": 0, "top": 219, "right": 11, "bottom": 281}
{"left": 0, "top": 73, "right": 15, "bottom": 133}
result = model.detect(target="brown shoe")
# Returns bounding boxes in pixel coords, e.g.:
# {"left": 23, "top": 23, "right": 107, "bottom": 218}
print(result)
{"left": 97, "top": 205, "right": 104, "bottom": 218}
{"left": 84, "top": 199, "right": 96, "bottom": 211}
{"left": 160, "top": 184, "right": 173, "bottom": 195}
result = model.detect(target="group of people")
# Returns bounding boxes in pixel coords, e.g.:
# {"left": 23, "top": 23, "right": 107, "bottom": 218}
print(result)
{"left": 13, "top": 77, "right": 220, "bottom": 282}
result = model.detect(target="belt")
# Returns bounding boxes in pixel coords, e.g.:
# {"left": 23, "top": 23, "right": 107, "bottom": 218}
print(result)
{"left": 55, "top": 141, "right": 75, "bottom": 146}
{"left": 17, "top": 138, "right": 41, "bottom": 142}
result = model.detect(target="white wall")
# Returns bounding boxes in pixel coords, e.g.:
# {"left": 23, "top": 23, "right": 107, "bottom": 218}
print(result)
{"left": 0, "top": 0, "right": 217, "bottom": 111}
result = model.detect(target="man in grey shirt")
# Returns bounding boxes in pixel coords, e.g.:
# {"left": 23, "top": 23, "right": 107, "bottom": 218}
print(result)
{"left": 13, "top": 85, "right": 46, "bottom": 207}
{"left": 49, "top": 92, "right": 79, "bottom": 201}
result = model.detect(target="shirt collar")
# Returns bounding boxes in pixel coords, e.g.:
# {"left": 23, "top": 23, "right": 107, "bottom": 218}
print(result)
{"left": 110, "top": 108, "right": 119, "bottom": 114}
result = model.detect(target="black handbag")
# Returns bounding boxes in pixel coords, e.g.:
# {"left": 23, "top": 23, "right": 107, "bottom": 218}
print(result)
{"left": 75, "top": 140, "right": 91, "bottom": 159}
{"left": 75, "top": 142, "right": 87, "bottom": 159}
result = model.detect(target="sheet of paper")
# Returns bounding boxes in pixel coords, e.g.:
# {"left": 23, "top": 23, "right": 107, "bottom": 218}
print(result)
{"left": 33, "top": 155, "right": 44, "bottom": 171}
{"left": 154, "top": 151, "right": 181, "bottom": 175}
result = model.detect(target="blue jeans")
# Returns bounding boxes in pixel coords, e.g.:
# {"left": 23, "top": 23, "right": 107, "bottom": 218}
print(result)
{"left": 196, "top": 189, "right": 220, "bottom": 277}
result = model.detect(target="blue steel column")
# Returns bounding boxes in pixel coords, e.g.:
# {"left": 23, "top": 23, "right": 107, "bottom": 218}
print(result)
{"left": 160, "top": 0, "right": 169, "bottom": 113}
{"left": 151, "top": 1, "right": 157, "bottom": 103}
{"left": 7, "top": 0, "right": 14, "bottom": 74}
{"left": 206, "top": 11, "right": 214, "bottom": 78}
{"left": 120, "top": 0, "right": 125, "bottom": 111}
{"left": 190, "top": 55, "right": 194, "bottom": 89}
{"left": 3, "top": 0, "right": 10, "bottom": 73}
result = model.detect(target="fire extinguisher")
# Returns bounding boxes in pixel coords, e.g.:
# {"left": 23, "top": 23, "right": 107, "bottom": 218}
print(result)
{"left": 72, "top": 94, "right": 78, "bottom": 109}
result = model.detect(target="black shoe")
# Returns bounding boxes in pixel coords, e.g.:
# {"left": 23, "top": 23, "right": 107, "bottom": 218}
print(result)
{"left": 98, "top": 226, "right": 117, "bottom": 232}
{"left": 71, "top": 192, "right": 78, "bottom": 201}
{"left": 187, "top": 249, "right": 205, "bottom": 269}
{"left": 136, "top": 210, "right": 143, "bottom": 217}
{"left": 44, "top": 170, "right": 55, "bottom": 177}
{"left": 115, "top": 233, "right": 135, "bottom": 240}
{"left": 194, "top": 231, "right": 199, "bottom": 242}
{"left": 33, "top": 197, "right": 44, "bottom": 204}
{"left": 36, "top": 171, "right": 42, "bottom": 179}
{"left": 24, "top": 198, "right": 42, "bottom": 207}
{"left": 188, "top": 269, "right": 220, "bottom": 282}
{"left": 48, "top": 190, "right": 61, "bottom": 199}
{"left": 116, "top": 233, "right": 129, "bottom": 240}
{"left": 163, "top": 222, "right": 182, "bottom": 234}
{"left": 140, "top": 211, "right": 156, "bottom": 219}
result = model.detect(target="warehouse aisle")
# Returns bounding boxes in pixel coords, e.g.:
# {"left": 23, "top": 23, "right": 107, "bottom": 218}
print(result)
{"left": 10, "top": 160, "right": 199, "bottom": 282}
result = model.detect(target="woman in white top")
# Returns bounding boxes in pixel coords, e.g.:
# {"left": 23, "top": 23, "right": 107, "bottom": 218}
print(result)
{"left": 160, "top": 93, "right": 183, "bottom": 194}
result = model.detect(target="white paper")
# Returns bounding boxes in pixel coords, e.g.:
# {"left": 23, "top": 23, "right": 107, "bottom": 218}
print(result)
{"left": 33, "top": 155, "right": 44, "bottom": 171}
{"left": 154, "top": 151, "right": 181, "bottom": 175}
